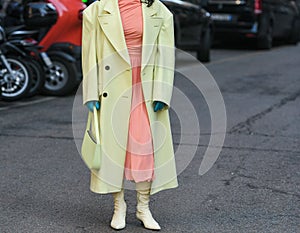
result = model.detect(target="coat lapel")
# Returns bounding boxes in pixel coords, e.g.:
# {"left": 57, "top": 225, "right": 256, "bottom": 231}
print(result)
{"left": 97, "top": 0, "right": 163, "bottom": 70}
{"left": 141, "top": 2, "right": 163, "bottom": 71}
{"left": 97, "top": 0, "right": 131, "bottom": 65}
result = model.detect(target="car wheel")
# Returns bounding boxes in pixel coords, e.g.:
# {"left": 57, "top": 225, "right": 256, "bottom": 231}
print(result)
{"left": 42, "top": 55, "right": 77, "bottom": 96}
{"left": 288, "top": 18, "right": 300, "bottom": 45}
{"left": 257, "top": 23, "right": 273, "bottom": 50}
{"left": 197, "top": 27, "right": 211, "bottom": 63}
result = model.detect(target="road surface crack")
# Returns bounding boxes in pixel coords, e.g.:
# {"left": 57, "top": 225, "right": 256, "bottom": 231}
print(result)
{"left": 174, "top": 142, "right": 300, "bottom": 154}
{"left": 229, "top": 89, "right": 300, "bottom": 134}
{"left": 246, "top": 183, "right": 300, "bottom": 199}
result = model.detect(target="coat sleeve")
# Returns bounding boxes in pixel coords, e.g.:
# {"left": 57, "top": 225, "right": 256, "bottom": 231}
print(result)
{"left": 152, "top": 12, "right": 175, "bottom": 108}
{"left": 82, "top": 10, "right": 100, "bottom": 106}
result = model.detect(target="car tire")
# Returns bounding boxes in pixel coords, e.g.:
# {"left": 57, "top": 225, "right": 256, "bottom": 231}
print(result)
{"left": 257, "top": 23, "right": 273, "bottom": 50}
{"left": 288, "top": 18, "right": 300, "bottom": 45}
{"left": 42, "top": 55, "right": 77, "bottom": 96}
{"left": 197, "top": 27, "right": 211, "bottom": 63}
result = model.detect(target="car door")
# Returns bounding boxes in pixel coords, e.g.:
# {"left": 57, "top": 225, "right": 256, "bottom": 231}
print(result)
{"left": 180, "top": 0, "right": 204, "bottom": 46}
{"left": 272, "top": 0, "right": 295, "bottom": 37}
{"left": 162, "top": 0, "right": 203, "bottom": 47}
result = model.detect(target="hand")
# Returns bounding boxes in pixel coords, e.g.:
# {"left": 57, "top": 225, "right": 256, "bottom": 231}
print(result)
{"left": 86, "top": 101, "right": 100, "bottom": 112}
{"left": 153, "top": 101, "right": 166, "bottom": 112}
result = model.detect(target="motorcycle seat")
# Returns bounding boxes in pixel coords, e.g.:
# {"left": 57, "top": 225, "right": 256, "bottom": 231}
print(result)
{"left": 5, "top": 25, "right": 26, "bottom": 35}
{"left": 5, "top": 25, "right": 39, "bottom": 39}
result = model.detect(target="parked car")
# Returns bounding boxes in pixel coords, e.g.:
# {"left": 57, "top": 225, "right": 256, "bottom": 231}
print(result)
{"left": 162, "top": 0, "right": 213, "bottom": 62}
{"left": 205, "top": 0, "right": 300, "bottom": 49}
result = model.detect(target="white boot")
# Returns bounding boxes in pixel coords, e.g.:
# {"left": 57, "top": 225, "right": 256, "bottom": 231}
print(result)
{"left": 110, "top": 189, "right": 126, "bottom": 230}
{"left": 136, "top": 182, "right": 161, "bottom": 231}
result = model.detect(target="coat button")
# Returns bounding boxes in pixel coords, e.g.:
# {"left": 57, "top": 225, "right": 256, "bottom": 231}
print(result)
{"left": 105, "top": 65, "right": 110, "bottom": 70}
{"left": 103, "top": 92, "right": 108, "bottom": 97}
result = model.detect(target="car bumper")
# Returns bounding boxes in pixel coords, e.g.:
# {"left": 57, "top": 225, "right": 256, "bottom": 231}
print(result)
{"left": 210, "top": 12, "right": 265, "bottom": 39}
{"left": 214, "top": 21, "right": 259, "bottom": 38}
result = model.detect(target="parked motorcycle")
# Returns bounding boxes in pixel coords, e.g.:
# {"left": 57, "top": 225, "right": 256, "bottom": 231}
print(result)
{"left": 0, "top": 26, "right": 32, "bottom": 101}
{"left": 2, "top": 0, "right": 85, "bottom": 96}
{"left": 23, "top": 0, "right": 85, "bottom": 96}
{"left": 6, "top": 26, "right": 52, "bottom": 97}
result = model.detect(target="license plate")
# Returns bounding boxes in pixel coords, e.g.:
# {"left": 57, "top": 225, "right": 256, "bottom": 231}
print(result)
{"left": 211, "top": 14, "right": 233, "bottom": 21}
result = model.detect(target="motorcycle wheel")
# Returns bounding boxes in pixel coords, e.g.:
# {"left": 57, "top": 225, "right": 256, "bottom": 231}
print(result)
{"left": 42, "top": 55, "right": 77, "bottom": 96}
{"left": 0, "top": 55, "right": 32, "bottom": 101}
{"left": 27, "top": 59, "right": 45, "bottom": 97}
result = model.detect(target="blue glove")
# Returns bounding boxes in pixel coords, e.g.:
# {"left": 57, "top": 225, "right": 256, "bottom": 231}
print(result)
{"left": 153, "top": 101, "right": 166, "bottom": 112}
{"left": 86, "top": 101, "right": 100, "bottom": 112}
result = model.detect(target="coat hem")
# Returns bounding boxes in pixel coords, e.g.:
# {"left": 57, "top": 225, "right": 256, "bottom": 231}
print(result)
{"left": 90, "top": 186, "right": 122, "bottom": 195}
{"left": 150, "top": 182, "right": 179, "bottom": 195}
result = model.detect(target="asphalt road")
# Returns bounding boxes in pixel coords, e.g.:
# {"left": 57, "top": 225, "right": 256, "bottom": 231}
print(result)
{"left": 1, "top": 43, "right": 300, "bottom": 233}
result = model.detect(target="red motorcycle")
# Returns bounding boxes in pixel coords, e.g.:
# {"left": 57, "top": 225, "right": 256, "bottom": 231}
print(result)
{"left": 23, "top": 0, "right": 86, "bottom": 95}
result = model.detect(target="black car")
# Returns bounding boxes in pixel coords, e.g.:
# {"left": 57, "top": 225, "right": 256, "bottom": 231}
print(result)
{"left": 205, "top": 0, "right": 300, "bottom": 49}
{"left": 162, "top": 0, "right": 213, "bottom": 62}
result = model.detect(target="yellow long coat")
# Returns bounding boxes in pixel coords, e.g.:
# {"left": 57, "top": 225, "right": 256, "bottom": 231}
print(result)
{"left": 81, "top": 0, "right": 178, "bottom": 195}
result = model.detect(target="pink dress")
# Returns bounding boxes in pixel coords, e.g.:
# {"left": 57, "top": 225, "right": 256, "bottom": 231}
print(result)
{"left": 118, "top": 0, "right": 155, "bottom": 182}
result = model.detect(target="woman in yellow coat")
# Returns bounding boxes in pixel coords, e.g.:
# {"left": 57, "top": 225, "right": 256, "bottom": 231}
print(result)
{"left": 82, "top": 0, "right": 178, "bottom": 230}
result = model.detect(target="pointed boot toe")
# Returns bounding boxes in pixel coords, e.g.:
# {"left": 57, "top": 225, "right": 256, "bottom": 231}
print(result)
{"left": 136, "top": 210, "right": 161, "bottom": 230}
{"left": 110, "top": 220, "right": 126, "bottom": 230}
{"left": 110, "top": 203, "right": 126, "bottom": 230}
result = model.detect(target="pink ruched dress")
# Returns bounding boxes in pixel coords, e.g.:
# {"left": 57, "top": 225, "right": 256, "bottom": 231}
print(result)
{"left": 118, "top": 0, "right": 154, "bottom": 182}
